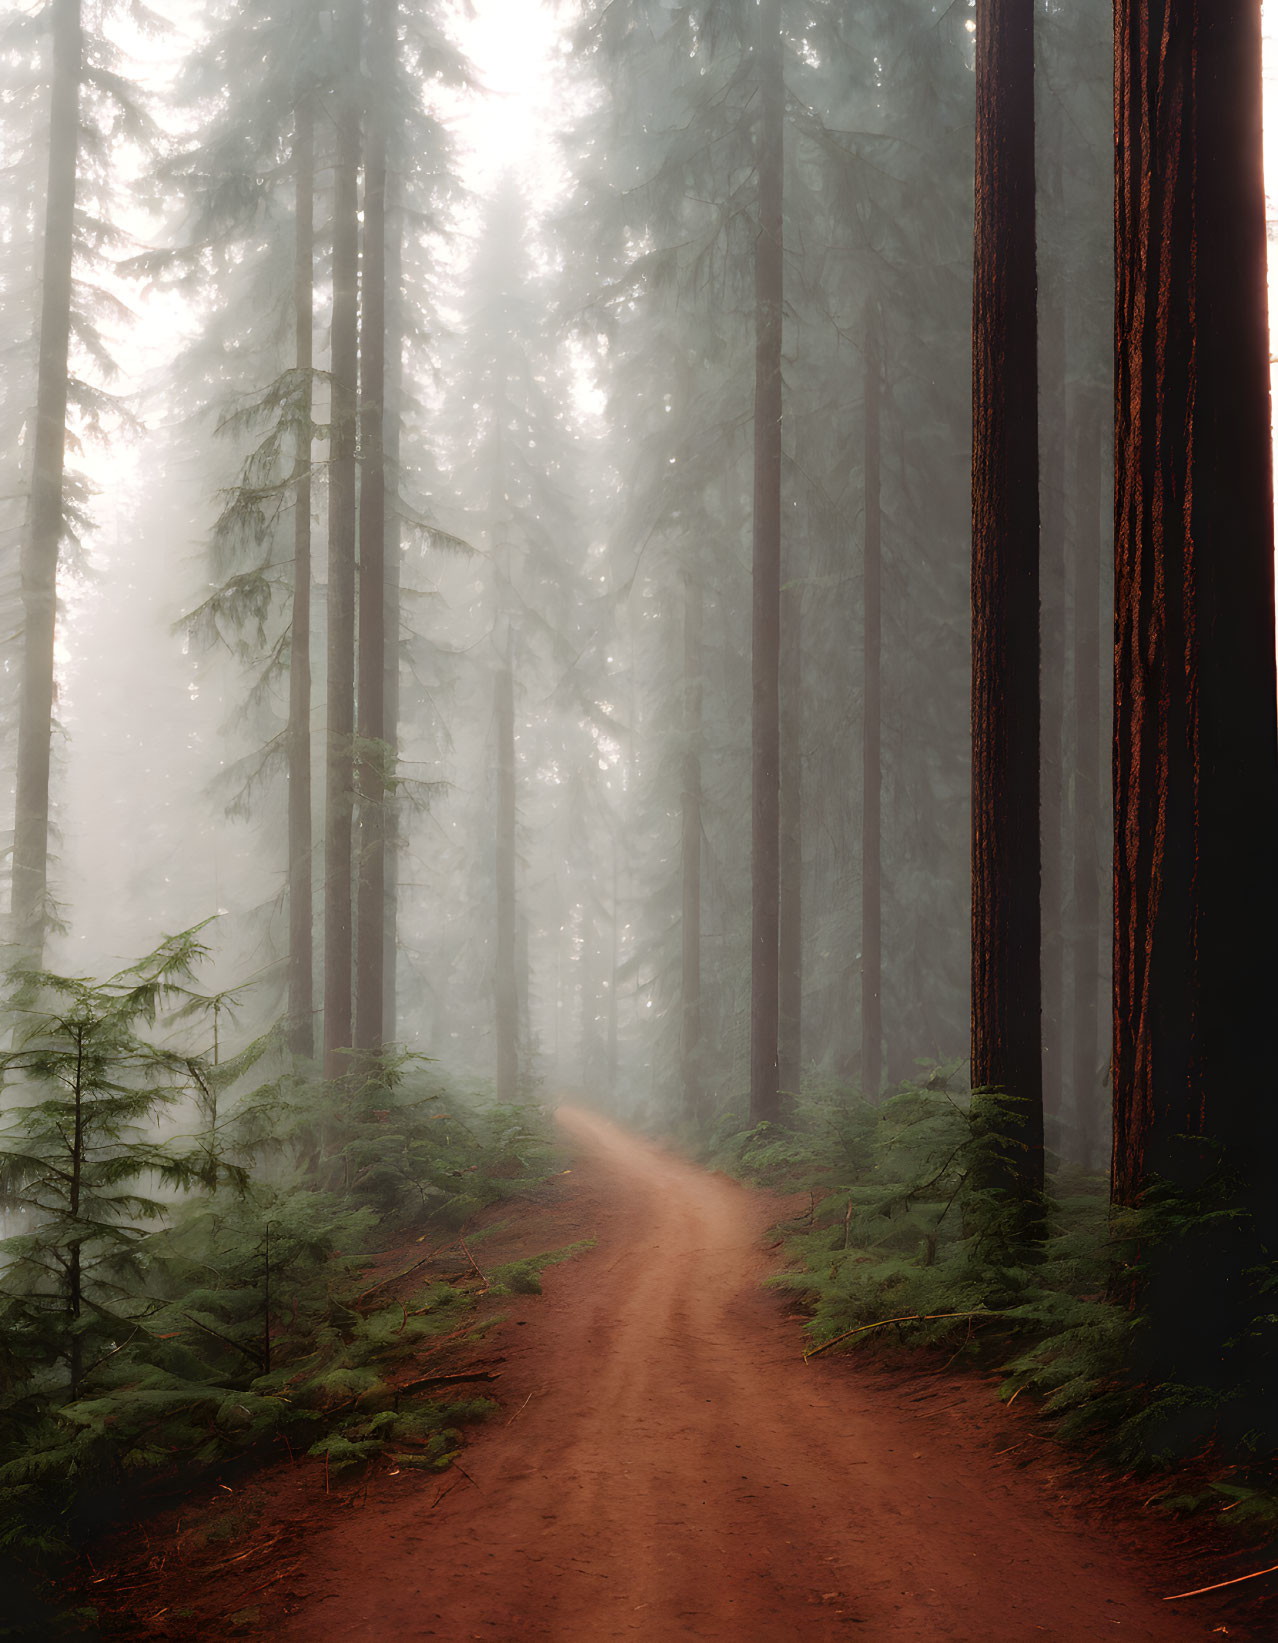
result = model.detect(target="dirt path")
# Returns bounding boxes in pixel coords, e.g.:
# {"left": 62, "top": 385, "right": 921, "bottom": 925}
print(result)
{"left": 255, "top": 1106, "right": 1235, "bottom": 1641}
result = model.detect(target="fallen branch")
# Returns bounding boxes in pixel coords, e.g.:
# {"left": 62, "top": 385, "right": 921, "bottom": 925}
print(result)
{"left": 803, "top": 1309, "right": 1005, "bottom": 1361}
{"left": 354, "top": 1242, "right": 457, "bottom": 1308}
{"left": 1163, "top": 1563, "right": 1278, "bottom": 1601}
{"left": 393, "top": 1367, "right": 502, "bottom": 1400}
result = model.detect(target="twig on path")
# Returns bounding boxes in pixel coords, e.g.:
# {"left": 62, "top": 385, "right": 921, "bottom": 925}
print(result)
{"left": 458, "top": 1235, "right": 489, "bottom": 1291}
{"left": 802, "top": 1309, "right": 1004, "bottom": 1361}
{"left": 506, "top": 1390, "right": 538, "bottom": 1426}
{"left": 1163, "top": 1563, "right": 1278, "bottom": 1601}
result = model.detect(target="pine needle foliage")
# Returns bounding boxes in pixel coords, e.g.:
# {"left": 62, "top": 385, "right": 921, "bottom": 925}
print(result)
{"left": 0, "top": 936, "right": 564, "bottom": 1623}
{"left": 729, "top": 1078, "right": 1278, "bottom": 1483}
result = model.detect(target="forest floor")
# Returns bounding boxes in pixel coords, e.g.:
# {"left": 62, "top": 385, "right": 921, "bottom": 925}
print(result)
{"left": 85, "top": 1105, "right": 1272, "bottom": 1641}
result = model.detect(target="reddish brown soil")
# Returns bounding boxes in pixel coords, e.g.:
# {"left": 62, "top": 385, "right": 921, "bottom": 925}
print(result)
{"left": 91, "top": 1107, "right": 1268, "bottom": 1640}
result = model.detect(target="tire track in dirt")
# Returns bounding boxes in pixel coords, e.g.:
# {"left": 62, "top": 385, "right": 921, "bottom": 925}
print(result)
{"left": 275, "top": 1106, "right": 1229, "bottom": 1641}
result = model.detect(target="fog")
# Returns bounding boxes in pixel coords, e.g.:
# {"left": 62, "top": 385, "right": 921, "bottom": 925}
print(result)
{"left": 2, "top": 0, "right": 1276, "bottom": 1136}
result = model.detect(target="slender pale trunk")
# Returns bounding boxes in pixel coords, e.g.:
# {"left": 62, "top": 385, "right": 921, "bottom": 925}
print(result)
{"left": 749, "top": 0, "right": 784, "bottom": 1123}
{"left": 322, "top": 0, "right": 361, "bottom": 1080}
{"left": 14, "top": 0, "right": 81, "bottom": 961}
{"left": 287, "top": 95, "right": 315, "bottom": 1060}
{"left": 1070, "top": 394, "right": 1102, "bottom": 1172}
{"left": 778, "top": 573, "right": 802, "bottom": 1101}
{"left": 607, "top": 841, "right": 619, "bottom": 1097}
{"left": 1038, "top": 95, "right": 1067, "bottom": 1145}
{"left": 970, "top": 0, "right": 1043, "bottom": 1196}
{"left": 680, "top": 575, "right": 703, "bottom": 1120}
{"left": 355, "top": 0, "right": 392, "bottom": 1058}
{"left": 861, "top": 312, "right": 883, "bottom": 1100}
{"left": 495, "top": 639, "right": 518, "bottom": 1103}
{"left": 382, "top": 174, "right": 403, "bottom": 1044}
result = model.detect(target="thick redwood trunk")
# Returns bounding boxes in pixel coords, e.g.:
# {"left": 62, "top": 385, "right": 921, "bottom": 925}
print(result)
{"left": 749, "top": 0, "right": 783, "bottom": 1124}
{"left": 13, "top": 0, "right": 81, "bottom": 961}
{"left": 861, "top": 311, "right": 883, "bottom": 1101}
{"left": 354, "top": 0, "right": 392, "bottom": 1058}
{"left": 287, "top": 95, "right": 315, "bottom": 1060}
{"left": 1070, "top": 394, "right": 1103, "bottom": 1172}
{"left": 495, "top": 649, "right": 518, "bottom": 1104}
{"left": 680, "top": 575, "right": 703, "bottom": 1120}
{"left": 970, "top": 0, "right": 1043, "bottom": 1194}
{"left": 1112, "top": 3, "right": 1278, "bottom": 1220}
{"left": 322, "top": 0, "right": 361, "bottom": 1080}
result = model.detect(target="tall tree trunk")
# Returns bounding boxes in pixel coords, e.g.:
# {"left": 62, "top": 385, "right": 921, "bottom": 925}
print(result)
{"left": 1038, "top": 95, "right": 1067, "bottom": 1147}
{"left": 13, "top": 0, "right": 81, "bottom": 962}
{"left": 861, "top": 310, "right": 883, "bottom": 1101}
{"left": 970, "top": 0, "right": 1043, "bottom": 1196}
{"left": 607, "top": 841, "right": 619, "bottom": 1099}
{"left": 1070, "top": 392, "right": 1103, "bottom": 1172}
{"left": 749, "top": 0, "right": 783, "bottom": 1124}
{"left": 287, "top": 93, "right": 315, "bottom": 1060}
{"left": 1112, "top": 2, "right": 1278, "bottom": 1254}
{"left": 495, "top": 643, "right": 518, "bottom": 1103}
{"left": 382, "top": 172, "right": 403, "bottom": 1045}
{"left": 354, "top": 0, "right": 391, "bottom": 1059}
{"left": 322, "top": 0, "right": 361, "bottom": 1081}
{"left": 778, "top": 574, "right": 802, "bottom": 1101}
{"left": 680, "top": 574, "right": 703, "bottom": 1120}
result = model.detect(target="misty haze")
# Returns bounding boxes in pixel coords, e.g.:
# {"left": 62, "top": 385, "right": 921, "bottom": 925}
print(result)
{"left": 2, "top": 2, "right": 1278, "bottom": 1638}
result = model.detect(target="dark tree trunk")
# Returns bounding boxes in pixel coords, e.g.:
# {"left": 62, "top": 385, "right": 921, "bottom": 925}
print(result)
{"left": 861, "top": 311, "right": 883, "bottom": 1101}
{"left": 779, "top": 574, "right": 802, "bottom": 1102}
{"left": 680, "top": 574, "right": 703, "bottom": 1120}
{"left": 970, "top": 0, "right": 1043, "bottom": 1195}
{"left": 749, "top": 0, "right": 783, "bottom": 1124}
{"left": 13, "top": 0, "right": 81, "bottom": 962}
{"left": 495, "top": 646, "right": 518, "bottom": 1103}
{"left": 1112, "top": 3, "right": 1278, "bottom": 1238}
{"left": 1070, "top": 393, "right": 1103, "bottom": 1172}
{"left": 1038, "top": 97, "right": 1067, "bottom": 1147}
{"left": 287, "top": 94, "right": 315, "bottom": 1061}
{"left": 382, "top": 173, "right": 403, "bottom": 1045}
{"left": 322, "top": 0, "right": 361, "bottom": 1081}
{"left": 354, "top": 0, "right": 392, "bottom": 1059}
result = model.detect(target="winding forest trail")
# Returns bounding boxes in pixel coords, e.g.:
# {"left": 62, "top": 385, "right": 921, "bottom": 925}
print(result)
{"left": 265, "top": 1106, "right": 1230, "bottom": 1641}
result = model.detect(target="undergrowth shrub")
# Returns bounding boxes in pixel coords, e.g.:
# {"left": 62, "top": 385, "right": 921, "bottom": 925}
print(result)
{"left": 725, "top": 1074, "right": 1278, "bottom": 1489}
{"left": 0, "top": 935, "right": 565, "bottom": 1632}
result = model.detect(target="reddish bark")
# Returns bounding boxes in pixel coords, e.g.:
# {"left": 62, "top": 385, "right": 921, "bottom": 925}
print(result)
{"left": 1111, "top": 1, "right": 1278, "bottom": 1210}
{"left": 970, "top": 0, "right": 1043, "bottom": 1191}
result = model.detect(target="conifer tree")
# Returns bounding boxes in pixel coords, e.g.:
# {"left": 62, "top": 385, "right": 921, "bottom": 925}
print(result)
{"left": 970, "top": 0, "right": 1043, "bottom": 1199}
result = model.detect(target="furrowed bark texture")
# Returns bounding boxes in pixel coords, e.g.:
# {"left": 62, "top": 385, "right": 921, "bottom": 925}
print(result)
{"left": 322, "top": 0, "right": 361, "bottom": 1080}
{"left": 861, "top": 313, "right": 883, "bottom": 1101}
{"left": 1112, "top": 1, "right": 1278, "bottom": 1213}
{"left": 13, "top": 0, "right": 81, "bottom": 961}
{"left": 354, "top": 0, "right": 392, "bottom": 1057}
{"left": 971, "top": 0, "right": 1044, "bottom": 1191}
{"left": 287, "top": 95, "right": 315, "bottom": 1060}
{"left": 495, "top": 650, "right": 518, "bottom": 1104}
{"left": 749, "top": 0, "right": 783, "bottom": 1124}
{"left": 680, "top": 576, "right": 703, "bottom": 1120}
